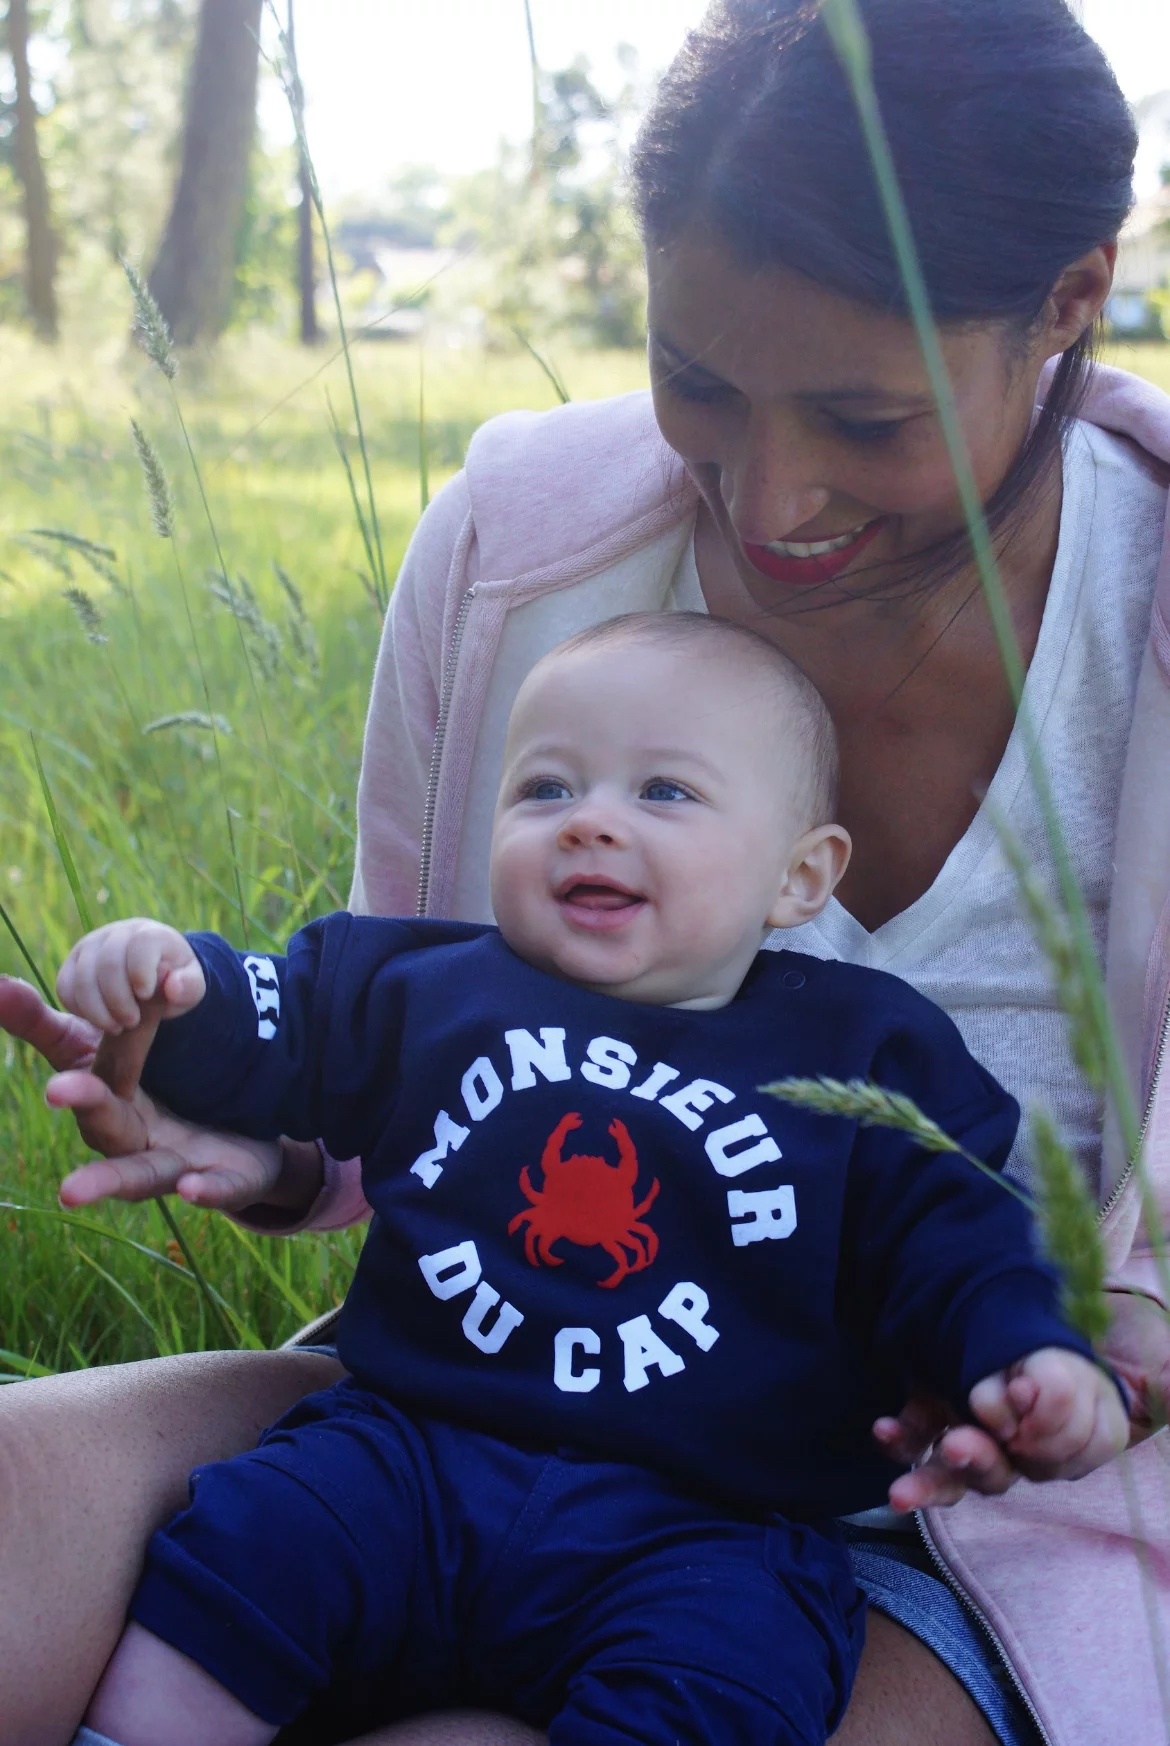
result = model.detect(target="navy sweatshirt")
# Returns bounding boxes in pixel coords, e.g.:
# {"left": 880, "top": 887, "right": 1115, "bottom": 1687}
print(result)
{"left": 141, "top": 915, "right": 1092, "bottom": 1517}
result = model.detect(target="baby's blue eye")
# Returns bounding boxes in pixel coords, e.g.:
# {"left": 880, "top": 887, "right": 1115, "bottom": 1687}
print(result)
{"left": 642, "top": 779, "right": 691, "bottom": 803}
{"left": 524, "top": 777, "right": 571, "bottom": 802}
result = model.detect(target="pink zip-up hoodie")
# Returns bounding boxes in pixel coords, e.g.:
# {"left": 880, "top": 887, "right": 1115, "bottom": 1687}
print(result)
{"left": 293, "top": 367, "right": 1170, "bottom": 1746}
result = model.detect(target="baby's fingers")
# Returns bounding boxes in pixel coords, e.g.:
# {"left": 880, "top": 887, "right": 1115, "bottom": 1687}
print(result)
{"left": 58, "top": 937, "right": 128, "bottom": 1032}
{"left": 968, "top": 1371, "right": 1021, "bottom": 1443}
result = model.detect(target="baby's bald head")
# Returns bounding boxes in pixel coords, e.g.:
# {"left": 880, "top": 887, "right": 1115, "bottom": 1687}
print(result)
{"left": 541, "top": 611, "right": 838, "bottom": 831}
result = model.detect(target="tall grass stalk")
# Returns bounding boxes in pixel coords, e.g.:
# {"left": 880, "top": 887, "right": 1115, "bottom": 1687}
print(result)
{"left": 31, "top": 735, "right": 94, "bottom": 933}
{"left": 267, "top": 3, "right": 390, "bottom": 612}
{"left": 127, "top": 412, "right": 249, "bottom": 944}
{"left": 0, "top": 893, "right": 55, "bottom": 1002}
{"left": 763, "top": 1076, "right": 1037, "bottom": 1209}
{"left": 821, "top": 0, "right": 1168, "bottom": 1310}
{"left": 509, "top": 324, "right": 572, "bottom": 404}
{"left": 822, "top": 0, "right": 1168, "bottom": 1686}
{"left": 123, "top": 262, "right": 312, "bottom": 922}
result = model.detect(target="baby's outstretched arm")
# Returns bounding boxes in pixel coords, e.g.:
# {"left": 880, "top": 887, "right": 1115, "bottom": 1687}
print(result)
{"left": 881, "top": 1348, "right": 1128, "bottom": 1512}
{"left": 47, "top": 921, "right": 320, "bottom": 1216}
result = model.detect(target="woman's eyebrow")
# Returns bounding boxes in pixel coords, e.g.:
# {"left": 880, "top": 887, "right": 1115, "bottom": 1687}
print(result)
{"left": 792, "top": 386, "right": 935, "bottom": 411}
{"left": 652, "top": 334, "right": 934, "bottom": 412}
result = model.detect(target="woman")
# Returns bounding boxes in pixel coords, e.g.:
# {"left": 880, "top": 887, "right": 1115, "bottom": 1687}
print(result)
{"left": 3, "top": 2, "right": 1168, "bottom": 1743}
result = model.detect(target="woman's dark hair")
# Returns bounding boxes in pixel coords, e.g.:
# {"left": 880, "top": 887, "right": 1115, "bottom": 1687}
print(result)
{"left": 630, "top": 0, "right": 1138, "bottom": 591}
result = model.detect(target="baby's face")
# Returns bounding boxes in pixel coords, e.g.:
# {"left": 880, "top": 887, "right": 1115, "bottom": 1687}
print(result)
{"left": 490, "top": 641, "right": 827, "bottom": 1008}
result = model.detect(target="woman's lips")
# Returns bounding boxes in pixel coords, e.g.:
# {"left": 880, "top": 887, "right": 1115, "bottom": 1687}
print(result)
{"left": 741, "top": 517, "right": 887, "bottom": 585}
{"left": 557, "top": 880, "right": 646, "bottom": 933}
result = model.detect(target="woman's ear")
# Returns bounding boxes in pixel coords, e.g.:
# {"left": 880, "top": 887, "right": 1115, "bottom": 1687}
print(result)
{"left": 766, "top": 824, "right": 851, "bottom": 930}
{"left": 1040, "top": 245, "right": 1117, "bottom": 357}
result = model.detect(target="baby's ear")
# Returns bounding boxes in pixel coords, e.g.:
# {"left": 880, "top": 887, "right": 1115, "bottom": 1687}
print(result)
{"left": 765, "top": 824, "right": 851, "bottom": 930}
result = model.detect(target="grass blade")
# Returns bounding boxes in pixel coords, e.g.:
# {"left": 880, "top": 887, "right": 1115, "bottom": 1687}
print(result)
{"left": 30, "top": 733, "right": 94, "bottom": 933}
{"left": 0, "top": 893, "right": 56, "bottom": 1003}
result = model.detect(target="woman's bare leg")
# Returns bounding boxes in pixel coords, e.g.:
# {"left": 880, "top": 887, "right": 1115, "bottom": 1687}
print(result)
{"left": 349, "top": 1719, "right": 544, "bottom": 1745}
{"left": 831, "top": 1611, "right": 998, "bottom": 1746}
{"left": 342, "top": 1613, "right": 998, "bottom": 1746}
{"left": 0, "top": 1348, "right": 343, "bottom": 1746}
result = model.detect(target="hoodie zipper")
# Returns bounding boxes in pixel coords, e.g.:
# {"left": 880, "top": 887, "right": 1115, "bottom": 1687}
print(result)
{"left": 416, "top": 585, "right": 477, "bottom": 917}
{"left": 1097, "top": 978, "right": 1170, "bottom": 1229}
{"left": 915, "top": 1511, "right": 1055, "bottom": 1746}
{"left": 911, "top": 983, "right": 1170, "bottom": 1745}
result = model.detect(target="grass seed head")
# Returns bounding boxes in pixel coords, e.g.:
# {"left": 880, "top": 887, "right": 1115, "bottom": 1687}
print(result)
{"left": 61, "top": 587, "right": 108, "bottom": 646}
{"left": 1030, "top": 1107, "right": 1111, "bottom": 1343}
{"left": 121, "top": 258, "right": 177, "bottom": 381}
{"left": 130, "top": 419, "right": 175, "bottom": 539}
{"left": 763, "top": 1075, "right": 962, "bottom": 1154}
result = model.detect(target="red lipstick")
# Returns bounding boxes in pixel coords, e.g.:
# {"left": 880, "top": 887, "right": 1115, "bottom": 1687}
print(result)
{"left": 741, "top": 517, "right": 887, "bottom": 586}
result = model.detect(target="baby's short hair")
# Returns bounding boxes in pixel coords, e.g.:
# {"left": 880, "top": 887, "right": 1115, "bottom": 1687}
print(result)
{"left": 546, "top": 611, "right": 839, "bottom": 825}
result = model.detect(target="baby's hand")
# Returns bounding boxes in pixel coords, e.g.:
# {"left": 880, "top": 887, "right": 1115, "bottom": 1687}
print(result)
{"left": 56, "top": 919, "right": 206, "bottom": 1034}
{"left": 968, "top": 1347, "right": 1128, "bottom": 1483}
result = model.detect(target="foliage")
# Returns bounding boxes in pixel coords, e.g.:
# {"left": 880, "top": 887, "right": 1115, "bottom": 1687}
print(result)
{"left": 436, "top": 56, "right": 648, "bottom": 350}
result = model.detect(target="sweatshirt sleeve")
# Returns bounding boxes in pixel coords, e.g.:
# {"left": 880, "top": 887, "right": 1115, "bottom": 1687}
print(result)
{"left": 139, "top": 914, "right": 416, "bottom": 1165}
{"left": 840, "top": 1001, "right": 1096, "bottom": 1406}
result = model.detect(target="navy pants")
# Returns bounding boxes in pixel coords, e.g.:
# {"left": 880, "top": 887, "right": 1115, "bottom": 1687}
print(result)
{"left": 131, "top": 1381, "right": 866, "bottom": 1745}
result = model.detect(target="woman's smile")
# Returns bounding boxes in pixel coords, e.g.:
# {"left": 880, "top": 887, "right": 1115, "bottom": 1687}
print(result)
{"left": 742, "top": 517, "right": 889, "bottom": 586}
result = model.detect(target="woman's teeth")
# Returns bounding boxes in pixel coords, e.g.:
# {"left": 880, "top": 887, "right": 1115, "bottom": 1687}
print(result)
{"left": 763, "top": 523, "right": 874, "bottom": 558}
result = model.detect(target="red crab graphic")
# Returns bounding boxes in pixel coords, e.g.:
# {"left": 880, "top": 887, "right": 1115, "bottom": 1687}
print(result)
{"left": 508, "top": 1112, "right": 660, "bottom": 1289}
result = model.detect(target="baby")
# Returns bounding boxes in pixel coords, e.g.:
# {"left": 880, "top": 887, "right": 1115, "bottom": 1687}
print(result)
{"left": 52, "top": 613, "right": 1126, "bottom": 1746}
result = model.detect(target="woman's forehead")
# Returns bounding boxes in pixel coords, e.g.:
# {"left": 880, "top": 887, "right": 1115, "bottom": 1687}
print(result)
{"left": 646, "top": 227, "right": 1001, "bottom": 397}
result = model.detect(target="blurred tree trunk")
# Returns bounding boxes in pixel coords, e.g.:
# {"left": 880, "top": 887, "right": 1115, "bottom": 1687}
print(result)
{"left": 8, "top": 0, "right": 59, "bottom": 340}
{"left": 287, "top": 0, "right": 319, "bottom": 344}
{"left": 149, "top": 0, "right": 264, "bottom": 346}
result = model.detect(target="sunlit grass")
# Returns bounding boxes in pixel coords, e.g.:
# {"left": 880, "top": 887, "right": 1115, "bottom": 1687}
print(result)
{"left": 0, "top": 330, "right": 648, "bottom": 1373}
{"left": 1, "top": 325, "right": 1166, "bottom": 1374}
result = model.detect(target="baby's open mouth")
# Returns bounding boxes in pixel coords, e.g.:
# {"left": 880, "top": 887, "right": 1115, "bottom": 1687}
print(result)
{"left": 557, "top": 878, "right": 645, "bottom": 914}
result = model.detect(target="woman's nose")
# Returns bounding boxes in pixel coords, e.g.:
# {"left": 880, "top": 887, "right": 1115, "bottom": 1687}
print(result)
{"left": 726, "top": 412, "right": 833, "bottom": 543}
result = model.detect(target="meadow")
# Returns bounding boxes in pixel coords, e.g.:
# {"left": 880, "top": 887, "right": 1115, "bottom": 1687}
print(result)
{"left": 1, "top": 328, "right": 1166, "bottom": 1379}
{"left": 0, "top": 323, "right": 648, "bottom": 1376}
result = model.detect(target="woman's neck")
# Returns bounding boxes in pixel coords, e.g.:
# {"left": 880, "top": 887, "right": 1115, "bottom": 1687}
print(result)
{"left": 693, "top": 462, "right": 1063, "bottom": 724}
{"left": 694, "top": 462, "right": 1065, "bottom": 931}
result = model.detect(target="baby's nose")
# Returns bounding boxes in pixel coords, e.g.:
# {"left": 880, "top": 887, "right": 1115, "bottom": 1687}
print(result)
{"left": 556, "top": 806, "right": 620, "bottom": 849}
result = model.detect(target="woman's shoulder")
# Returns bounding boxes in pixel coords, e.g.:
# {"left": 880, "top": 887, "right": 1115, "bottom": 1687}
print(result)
{"left": 462, "top": 389, "right": 692, "bottom": 580}
{"left": 1075, "top": 363, "right": 1170, "bottom": 482}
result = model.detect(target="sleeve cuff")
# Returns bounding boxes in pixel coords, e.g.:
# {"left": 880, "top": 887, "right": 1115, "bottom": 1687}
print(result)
{"left": 937, "top": 1268, "right": 1098, "bottom": 1400}
{"left": 230, "top": 1146, "right": 371, "bottom": 1235}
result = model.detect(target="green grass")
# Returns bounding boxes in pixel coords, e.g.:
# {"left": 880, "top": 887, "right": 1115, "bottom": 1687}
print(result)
{"left": 0, "top": 330, "right": 1164, "bottom": 1376}
{"left": 0, "top": 328, "right": 648, "bottom": 1375}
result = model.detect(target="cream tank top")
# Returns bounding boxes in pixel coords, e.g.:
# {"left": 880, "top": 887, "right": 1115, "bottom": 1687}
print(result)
{"left": 772, "top": 421, "right": 1167, "bottom": 1196}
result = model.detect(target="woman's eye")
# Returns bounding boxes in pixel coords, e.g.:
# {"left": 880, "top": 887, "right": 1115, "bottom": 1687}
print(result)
{"left": 662, "top": 373, "right": 736, "bottom": 407}
{"left": 521, "top": 777, "right": 571, "bottom": 802}
{"left": 651, "top": 350, "right": 736, "bottom": 407}
{"left": 826, "top": 414, "right": 909, "bottom": 445}
{"left": 642, "top": 779, "right": 692, "bottom": 803}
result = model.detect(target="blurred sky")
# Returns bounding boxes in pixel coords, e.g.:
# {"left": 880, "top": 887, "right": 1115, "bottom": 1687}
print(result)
{"left": 265, "top": 0, "right": 1170, "bottom": 202}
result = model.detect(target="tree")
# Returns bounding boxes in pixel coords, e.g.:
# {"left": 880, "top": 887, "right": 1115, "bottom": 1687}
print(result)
{"left": 442, "top": 57, "right": 647, "bottom": 350}
{"left": 148, "top": 0, "right": 263, "bottom": 346}
{"left": 7, "top": 0, "right": 58, "bottom": 338}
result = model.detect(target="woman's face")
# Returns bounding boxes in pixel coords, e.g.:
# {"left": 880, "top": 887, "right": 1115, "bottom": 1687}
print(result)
{"left": 646, "top": 225, "right": 1068, "bottom": 602}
